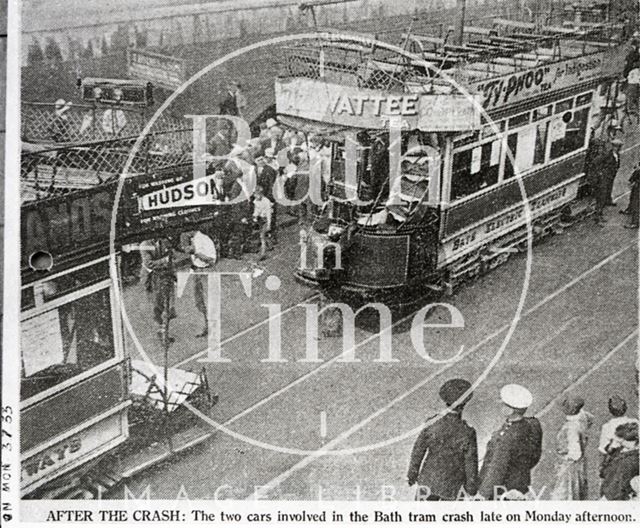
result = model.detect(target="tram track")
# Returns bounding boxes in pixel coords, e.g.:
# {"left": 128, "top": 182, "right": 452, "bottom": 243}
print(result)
{"left": 168, "top": 188, "right": 636, "bottom": 436}
{"left": 245, "top": 239, "right": 635, "bottom": 498}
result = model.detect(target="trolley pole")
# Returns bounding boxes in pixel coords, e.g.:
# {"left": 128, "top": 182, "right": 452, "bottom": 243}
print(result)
{"left": 160, "top": 245, "right": 174, "bottom": 453}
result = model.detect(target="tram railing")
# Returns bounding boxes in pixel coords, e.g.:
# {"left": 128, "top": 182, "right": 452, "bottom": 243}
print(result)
{"left": 21, "top": 101, "right": 186, "bottom": 145}
{"left": 21, "top": 127, "right": 193, "bottom": 201}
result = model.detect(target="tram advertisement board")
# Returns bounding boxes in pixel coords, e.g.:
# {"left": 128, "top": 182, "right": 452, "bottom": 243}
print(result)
{"left": 441, "top": 178, "right": 581, "bottom": 264}
{"left": 276, "top": 78, "right": 482, "bottom": 131}
{"left": 21, "top": 412, "right": 126, "bottom": 495}
{"left": 472, "top": 46, "right": 626, "bottom": 111}
{"left": 20, "top": 167, "right": 224, "bottom": 271}
{"left": 127, "top": 48, "right": 187, "bottom": 91}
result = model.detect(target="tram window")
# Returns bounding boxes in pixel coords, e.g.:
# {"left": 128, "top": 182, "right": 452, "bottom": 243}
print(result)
{"left": 22, "top": 287, "right": 36, "bottom": 311}
{"left": 451, "top": 141, "right": 500, "bottom": 200}
{"left": 555, "top": 98, "right": 574, "bottom": 114}
{"left": 21, "top": 288, "right": 115, "bottom": 400}
{"left": 549, "top": 108, "right": 589, "bottom": 160}
{"left": 41, "top": 260, "right": 110, "bottom": 302}
{"left": 508, "top": 112, "right": 530, "bottom": 128}
{"left": 576, "top": 92, "right": 593, "bottom": 106}
{"left": 533, "top": 121, "right": 549, "bottom": 165}
{"left": 533, "top": 105, "right": 552, "bottom": 121}
{"left": 481, "top": 120, "right": 505, "bottom": 139}
{"left": 504, "top": 121, "right": 549, "bottom": 179}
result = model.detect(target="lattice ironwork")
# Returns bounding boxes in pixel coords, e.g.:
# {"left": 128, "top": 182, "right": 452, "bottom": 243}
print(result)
{"left": 21, "top": 102, "right": 186, "bottom": 145}
{"left": 21, "top": 127, "right": 193, "bottom": 202}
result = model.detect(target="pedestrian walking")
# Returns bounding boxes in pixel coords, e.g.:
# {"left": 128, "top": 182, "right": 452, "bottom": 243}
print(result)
{"left": 185, "top": 230, "right": 218, "bottom": 337}
{"left": 407, "top": 379, "right": 478, "bottom": 501}
{"left": 148, "top": 237, "right": 177, "bottom": 339}
{"left": 478, "top": 384, "right": 543, "bottom": 500}
{"left": 233, "top": 81, "right": 247, "bottom": 118}
{"left": 605, "top": 139, "right": 623, "bottom": 206}
{"left": 252, "top": 185, "right": 273, "bottom": 261}
{"left": 600, "top": 422, "right": 639, "bottom": 500}
{"left": 551, "top": 395, "right": 593, "bottom": 500}
{"left": 255, "top": 154, "right": 278, "bottom": 243}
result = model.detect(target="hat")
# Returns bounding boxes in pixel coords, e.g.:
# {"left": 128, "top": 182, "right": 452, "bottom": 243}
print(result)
{"left": 559, "top": 394, "right": 584, "bottom": 416}
{"left": 439, "top": 378, "right": 472, "bottom": 406}
{"left": 608, "top": 395, "right": 628, "bottom": 417}
{"left": 611, "top": 138, "right": 624, "bottom": 147}
{"left": 54, "top": 98, "right": 72, "bottom": 115}
{"left": 266, "top": 118, "right": 278, "bottom": 129}
{"left": 500, "top": 384, "right": 533, "bottom": 409}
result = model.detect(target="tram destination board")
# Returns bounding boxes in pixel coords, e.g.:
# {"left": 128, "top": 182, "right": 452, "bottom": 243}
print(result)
{"left": 4, "top": 0, "right": 640, "bottom": 526}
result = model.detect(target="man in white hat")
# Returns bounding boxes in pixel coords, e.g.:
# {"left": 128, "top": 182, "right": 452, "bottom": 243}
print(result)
{"left": 478, "top": 384, "right": 543, "bottom": 500}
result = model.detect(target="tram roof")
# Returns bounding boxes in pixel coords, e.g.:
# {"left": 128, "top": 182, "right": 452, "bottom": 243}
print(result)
{"left": 281, "top": 19, "right": 625, "bottom": 91}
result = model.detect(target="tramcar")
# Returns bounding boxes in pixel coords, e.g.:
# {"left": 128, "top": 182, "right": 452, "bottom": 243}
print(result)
{"left": 20, "top": 191, "right": 130, "bottom": 498}
{"left": 277, "top": 17, "right": 628, "bottom": 304}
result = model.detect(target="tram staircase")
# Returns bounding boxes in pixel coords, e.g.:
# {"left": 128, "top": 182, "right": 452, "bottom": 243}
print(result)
{"left": 446, "top": 193, "right": 594, "bottom": 290}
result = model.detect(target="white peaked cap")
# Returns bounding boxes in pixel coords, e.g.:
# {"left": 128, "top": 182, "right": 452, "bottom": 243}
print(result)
{"left": 500, "top": 384, "right": 533, "bottom": 409}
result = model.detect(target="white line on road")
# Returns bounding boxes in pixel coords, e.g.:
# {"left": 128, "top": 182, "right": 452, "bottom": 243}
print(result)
{"left": 320, "top": 411, "right": 327, "bottom": 440}
{"left": 173, "top": 292, "right": 320, "bottom": 368}
{"left": 537, "top": 330, "right": 638, "bottom": 418}
{"left": 174, "top": 187, "right": 634, "bottom": 371}
{"left": 248, "top": 243, "right": 634, "bottom": 498}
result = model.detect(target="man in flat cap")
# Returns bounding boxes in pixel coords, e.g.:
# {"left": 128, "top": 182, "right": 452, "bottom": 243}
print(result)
{"left": 407, "top": 378, "right": 478, "bottom": 500}
{"left": 478, "top": 384, "right": 543, "bottom": 500}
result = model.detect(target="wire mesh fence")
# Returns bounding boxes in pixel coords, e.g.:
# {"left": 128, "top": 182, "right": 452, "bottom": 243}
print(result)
{"left": 21, "top": 127, "right": 193, "bottom": 202}
{"left": 21, "top": 101, "right": 186, "bottom": 144}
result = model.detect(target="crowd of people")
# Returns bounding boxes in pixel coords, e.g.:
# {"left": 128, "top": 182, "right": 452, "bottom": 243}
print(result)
{"left": 407, "top": 379, "right": 639, "bottom": 501}
{"left": 120, "top": 102, "right": 335, "bottom": 340}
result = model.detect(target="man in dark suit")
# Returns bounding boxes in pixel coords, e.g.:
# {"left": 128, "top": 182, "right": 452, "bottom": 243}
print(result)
{"left": 478, "top": 384, "right": 543, "bottom": 500}
{"left": 594, "top": 139, "right": 623, "bottom": 224}
{"left": 605, "top": 139, "right": 623, "bottom": 206}
{"left": 255, "top": 154, "right": 279, "bottom": 242}
{"left": 219, "top": 84, "right": 238, "bottom": 116}
{"left": 407, "top": 379, "right": 478, "bottom": 500}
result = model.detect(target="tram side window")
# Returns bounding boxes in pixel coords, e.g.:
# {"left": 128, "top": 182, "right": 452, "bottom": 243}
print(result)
{"left": 549, "top": 108, "right": 589, "bottom": 160}
{"left": 20, "top": 288, "right": 115, "bottom": 400}
{"left": 451, "top": 140, "right": 500, "bottom": 200}
{"left": 504, "top": 121, "right": 549, "bottom": 179}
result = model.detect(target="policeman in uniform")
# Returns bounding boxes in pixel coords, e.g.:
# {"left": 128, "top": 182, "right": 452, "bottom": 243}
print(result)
{"left": 407, "top": 379, "right": 478, "bottom": 501}
{"left": 478, "top": 384, "right": 543, "bottom": 500}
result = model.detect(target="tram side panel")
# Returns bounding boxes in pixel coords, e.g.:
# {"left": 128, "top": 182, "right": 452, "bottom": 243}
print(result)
{"left": 20, "top": 255, "right": 129, "bottom": 497}
{"left": 437, "top": 89, "right": 598, "bottom": 271}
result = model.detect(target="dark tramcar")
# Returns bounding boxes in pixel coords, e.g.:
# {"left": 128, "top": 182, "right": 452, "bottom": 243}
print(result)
{"left": 276, "top": 17, "right": 627, "bottom": 305}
